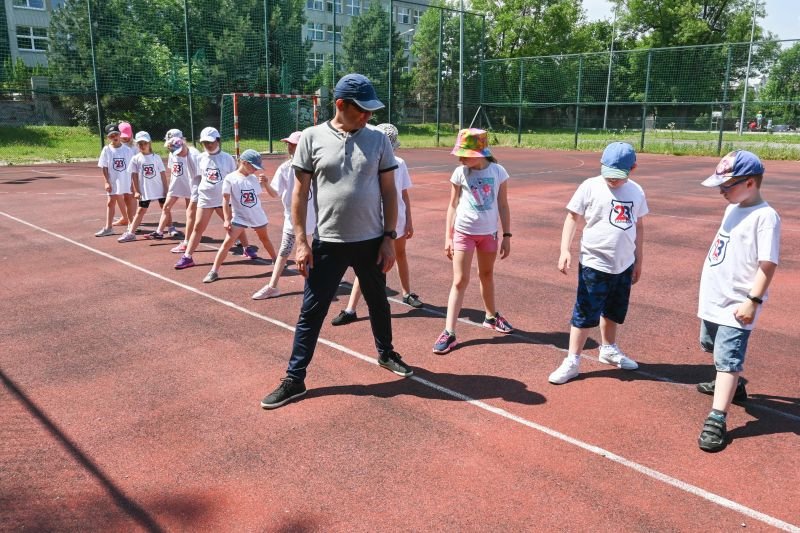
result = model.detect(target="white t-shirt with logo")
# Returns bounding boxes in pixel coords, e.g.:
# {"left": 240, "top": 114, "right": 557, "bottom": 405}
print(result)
{"left": 566, "top": 176, "right": 649, "bottom": 274}
{"left": 128, "top": 152, "right": 166, "bottom": 201}
{"left": 98, "top": 144, "right": 134, "bottom": 195}
{"left": 698, "top": 201, "right": 780, "bottom": 330}
{"left": 451, "top": 162, "right": 509, "bottom": 236}
{"left": 394, "top": 157, "right": 413, "bottom": 237}
{"left": 166, "top": 147, "right": 200, "bottom": 199}
{"left": 271, "top": 159, "right": 316, "bottom": 235}
{"left": 197, "top": 150, "right": 236, "bottom": 208}
{"left": 222, "top": 171, "right": 268, "bottom": 228}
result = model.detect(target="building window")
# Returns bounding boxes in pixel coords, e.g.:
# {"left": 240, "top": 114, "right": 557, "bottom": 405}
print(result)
{"left": 402, "top": 65, "right": 411, "bottom": 75}
{"left": 397, "top": 7, "right": 410, "bottom": 24}
{"left": 346, "top": 0, "right": 360, "bottom": 16}
{"left": 13, "top": 0, "right": 45, "bottom": 8}
{"left": 307, "top": 52, "right": 325, "bottom": 72}
{"left": 326, "top": 0, "right": 342, "bottom": 13}
{"left": 306, "top": 0, "right": 323, "bottom": 10}
{"left": 413, "top": 9, "right": 421, "bottom": 24}
{"left": 404, "top": 34, "right": 412, "bottom": 52}
{"left": 16, "top": 26, "right": 48, "bottom": 51}
{"left": 306, "top": 23, "right": 324, "bottom": 41}
{"left": 326, "top": 24, "right": 342, "bottom": 43}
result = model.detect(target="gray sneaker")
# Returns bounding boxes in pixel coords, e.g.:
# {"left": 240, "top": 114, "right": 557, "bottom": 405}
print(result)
{"left": 203, "top": 270, "right": 219, "bottom": 283}
{"left": 378, "top": 351, "right": 413, "bottom": 377}
{"left": 94, "top": 227, "right": 114, "bottom": 237}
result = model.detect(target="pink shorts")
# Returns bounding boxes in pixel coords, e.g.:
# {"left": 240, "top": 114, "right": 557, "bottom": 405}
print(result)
{"left": 452, "top": 230, "right": 498, "bottom": 253}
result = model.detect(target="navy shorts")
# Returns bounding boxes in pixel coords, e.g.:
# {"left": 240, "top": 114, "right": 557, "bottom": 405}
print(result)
{"left": 138, "top": 198, "right": 166, "bottom": 209}
{"left": 571, "top": 263, "right": 634, "bottom": 328}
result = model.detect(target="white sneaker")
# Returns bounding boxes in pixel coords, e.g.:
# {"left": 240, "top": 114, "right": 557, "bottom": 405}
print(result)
{"left": 117, "top": 231, "right": 136, "bottom": 243}
{"left": 549, "top": 356, "right": 580, "bottom": 384}
{"left": 94, "top": 227, "right": 113, "bottom": 237}
{"left": 598, "top": 344, "right": 638, "bottom": 370}
{"left": 252, "top": 285, "right": 281, "bottom": 300}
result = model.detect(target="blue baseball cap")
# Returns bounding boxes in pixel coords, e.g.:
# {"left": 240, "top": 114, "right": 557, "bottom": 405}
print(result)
{"left": 333, "top": 73, "right": 384, "bottom": 111}
{"left": 240, "top": 149, "right": 263, "bottom": 170}
{"left": 702, "top": 150, "right": 764, "bottom": 187}
{"left": 600, "top": 142, "right": 637, "bottom": 179}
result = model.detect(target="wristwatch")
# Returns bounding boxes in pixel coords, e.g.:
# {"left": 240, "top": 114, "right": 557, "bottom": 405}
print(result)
{"left": 747, "top": 294, "right": 763, "bottom": 304}
{"left": 383, "top": 230, "right": 397, "bottom": 240}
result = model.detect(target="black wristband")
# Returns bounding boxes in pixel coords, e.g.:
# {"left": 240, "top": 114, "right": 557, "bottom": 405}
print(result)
{"left": 747, "top": 294, "right": 763, "bottom": 304}
{"left": 502, "top": 232, "right": 512, "bottom": 238}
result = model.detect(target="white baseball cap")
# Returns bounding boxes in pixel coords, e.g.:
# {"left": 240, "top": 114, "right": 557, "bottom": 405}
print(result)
{"left": 199, "top": 127, "right": 221, "bottom": 142}
{"left": 164, "top": 128, "right": 184, "bottom": 141}
{"left": 134, "top": 131, "right": 151, "bottom": 143}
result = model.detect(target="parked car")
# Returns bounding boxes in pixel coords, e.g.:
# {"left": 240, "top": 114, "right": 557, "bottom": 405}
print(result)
{"left": 772, "top": 124, "right": 795, "bottom": 132}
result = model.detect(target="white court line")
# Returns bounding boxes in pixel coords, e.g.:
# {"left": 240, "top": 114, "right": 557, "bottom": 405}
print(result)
{"left": 2, "top": 211, "right": 798, "bottom": 531}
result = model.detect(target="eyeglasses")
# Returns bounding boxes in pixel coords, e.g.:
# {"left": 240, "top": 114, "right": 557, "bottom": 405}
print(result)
{"left": 719, "top": 176, "right": 750, "bottom": 191}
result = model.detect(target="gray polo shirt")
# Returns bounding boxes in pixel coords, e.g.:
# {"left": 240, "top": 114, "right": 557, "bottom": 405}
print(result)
{"left": 293, "top": 121, "right": 398, "bottom": 243}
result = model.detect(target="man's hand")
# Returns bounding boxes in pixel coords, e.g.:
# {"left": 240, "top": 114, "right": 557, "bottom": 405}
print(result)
{"left": 295, "top": 240, "right": 313, "bottom": 278}
{"left": 377, "top": 238, "right": 396, "bottom": 273}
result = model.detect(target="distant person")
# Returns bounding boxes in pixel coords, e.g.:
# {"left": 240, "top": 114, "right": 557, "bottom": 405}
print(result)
{"left": 756, "top": 111, "right": 763, "bottom": 130}
{"left": 261, "top": 73, "right": 413, "bottom": 410}
{"left": 695, "top": 150, "right": 780, "bottom": 452}
{"left": 331, "top": 122, "right": 423, "bottom": 326}
{"left": 116, "top": 121, "right": 138, "bottom": 225}
{"left": 432, "top": 128, "right": 513, "bottom": 355}
{"left": 118, "top": 131, "right": 168, "bottom": 242}
{"left": 548, "top": 142, "right": 648, "bottom": 385}
{"left": 152, "top": 130, "right": 199, "bottom": 241}
{"left": 202, "top": 149, "right": 277, "bottom": 283}
{"left": 252, "top": 131, "right": 317, "bottom": 300}
{"left": 94, "top": 123, "right": 134, "bottom": 237}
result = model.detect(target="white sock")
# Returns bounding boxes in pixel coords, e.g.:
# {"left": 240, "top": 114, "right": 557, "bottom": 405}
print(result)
{"left": 567, "top": 353, "right": 581, "bottom": 362}
{"left": 344, "top": 308, "right": 355, "bottom": 315}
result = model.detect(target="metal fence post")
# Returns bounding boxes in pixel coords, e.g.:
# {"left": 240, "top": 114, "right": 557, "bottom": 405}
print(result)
{"left": 718, "top": 46, "right": 733, "bottom": 155}
{"left": 574, "top": 56, "right": 582, "bottom": 149}
{"left": 640, "top": 50, "right": 651, "bottom": 151}
{"left": 182, "top": 0, "right": 195, "bottom": 143}
{"left": 264, "top": 0, "right": 272, "bottom": 153}
{"left": 517, "top": 59, "right": 523, "bottom": 145}
{"left": 435, "top": 8, "right": 442, "bottom": 146}
{"left": 86, "top": 0, "right": 103, "bottom": 148}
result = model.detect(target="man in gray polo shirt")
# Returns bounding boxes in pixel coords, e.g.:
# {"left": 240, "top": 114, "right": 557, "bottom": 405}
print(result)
{"left": 261, "top": 73, "right": 414, "bottom": 409}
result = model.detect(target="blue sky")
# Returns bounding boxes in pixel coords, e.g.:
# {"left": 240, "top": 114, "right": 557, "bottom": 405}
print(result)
{"left": 582, "top": 0, "right": 799, "bottom": 41}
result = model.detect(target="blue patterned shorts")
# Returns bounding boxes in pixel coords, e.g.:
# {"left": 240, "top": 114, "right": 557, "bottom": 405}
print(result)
{"left": 571, "top": 263, "right": 634, "bottom": 328}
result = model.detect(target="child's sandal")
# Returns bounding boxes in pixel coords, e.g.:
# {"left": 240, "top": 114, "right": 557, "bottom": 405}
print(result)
{"left": 698, "top": 416, "right": 727, "bottom": 452}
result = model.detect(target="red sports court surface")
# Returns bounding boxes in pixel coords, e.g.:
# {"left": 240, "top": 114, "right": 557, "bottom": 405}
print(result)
{"left": 1, "top": 148, "right": 798, "bottom": 531}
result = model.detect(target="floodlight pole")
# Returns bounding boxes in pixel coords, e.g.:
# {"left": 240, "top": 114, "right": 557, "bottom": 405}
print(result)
{"left": 602, "top": 2, "right": 618, "bottom": 131}
{"left": 458, "top": 0, "right": 464, "bottom": 129}
{"left": 738, "top": 0, "right": 758, "bottom": 135}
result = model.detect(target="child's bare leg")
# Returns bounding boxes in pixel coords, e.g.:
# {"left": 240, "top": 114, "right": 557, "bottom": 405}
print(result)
{"left": 599, "top": 317, "right": 619, "bottom": 346}
{"left": 157, "top": 196, "right": 179, "bottom": 233}
{"left": 395, "top": 236, "right": 412, "bottom": 296}
{"left": 568, "top": 326, "right": 592, "bottom": 356}
{"left": 128, "top": 205, "right": 148, "bottom": 234}
{"left": 445, "top": 249, "right": 473, "bottom": 333}
{"left": 476, "top": 249, "right": 498, "bottom": 317}
{"left": 183, "top": 201, "right": 198, "bottom": 245}
{"left": 210, "top": 225, "right": 245, "bottom": 273}
{"left": 105, "top": 195, "right": 117, "bottom": 229}
{"left": 253, "top": 226, "right": 277, "bottom": 260}
{"left": 267, "top": 255, "right": 289, "bottom": 288}
{"left": 124, "top": 193, "right": 137, "bottom": 222}
{"left": 113, "top": 196, "right": 127, "bottom": 225}
{"left": 345, "top": 277, "right": 363, "bottom": 312}
{"left": 186, "top": 208, "right": 214, "bottom": 255}
{"left": 712, "top": 371, "right": 741, "bottom": 412}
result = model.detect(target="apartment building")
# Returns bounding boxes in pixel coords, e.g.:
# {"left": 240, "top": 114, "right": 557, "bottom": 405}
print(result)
{"left": 1, "top": 0, "right": 63, "bottom": 69}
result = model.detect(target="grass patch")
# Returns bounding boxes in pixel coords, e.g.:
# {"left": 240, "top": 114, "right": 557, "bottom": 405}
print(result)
{"left": 1, "top": 124, "right": 798, "bottom": 165}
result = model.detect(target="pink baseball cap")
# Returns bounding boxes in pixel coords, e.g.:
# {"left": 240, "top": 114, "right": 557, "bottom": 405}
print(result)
{"left": 118, "top": 121, "right": 133, "bottom": 139}
{"left": 281, "top": 131, "right": 302, "bottom": 144}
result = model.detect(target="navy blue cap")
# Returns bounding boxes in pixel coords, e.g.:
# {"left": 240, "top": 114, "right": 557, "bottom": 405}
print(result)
{"left": 240, "top": 149, "right": 263, "bottom": 170}
{"left": 333, "top": 73, "right": 384, "bottom": 111}
{"left": 702, "top": 150, "right": 764, "bottom": 187}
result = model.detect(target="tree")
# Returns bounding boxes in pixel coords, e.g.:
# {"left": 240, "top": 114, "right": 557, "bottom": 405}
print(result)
{"left": 339, "top": 1, "right": 406, "bottom": 121}
{"left": 759, "top": 42, "right": 800, "bottom": 125}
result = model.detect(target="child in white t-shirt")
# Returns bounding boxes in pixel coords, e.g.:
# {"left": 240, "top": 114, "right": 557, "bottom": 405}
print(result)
{"left": 252, "top": 132, "right": 316, "bottom": 299}
{"left": 118, "top": 131, "right": 168, "bottom": 242}
{"left": 695, "top": 150, "right": 780, "bottom": 453}
{"left": 151, "top": 131, "right": 200, "bottom": 240}
{"left": 203, "top": 149, "right": 278, "bottom": 283}
{"left": 95, "top": 123, "right": 135, "bottom": 237}
{"left": 330, "top": 123, "right": 423, "bottom": 321}
{"left": 432, "top": 128, "right": 513, "bottom": 355}
{"left": 114, "top": 120, "right": 138, "bottom": 226}
{"left": 548, "top": 142, "right": 648, "bottom": 385}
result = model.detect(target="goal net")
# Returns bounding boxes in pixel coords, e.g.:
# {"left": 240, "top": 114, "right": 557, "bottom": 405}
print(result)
{"left": 219, "top": 93, "right": 320, "bottom": 157}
